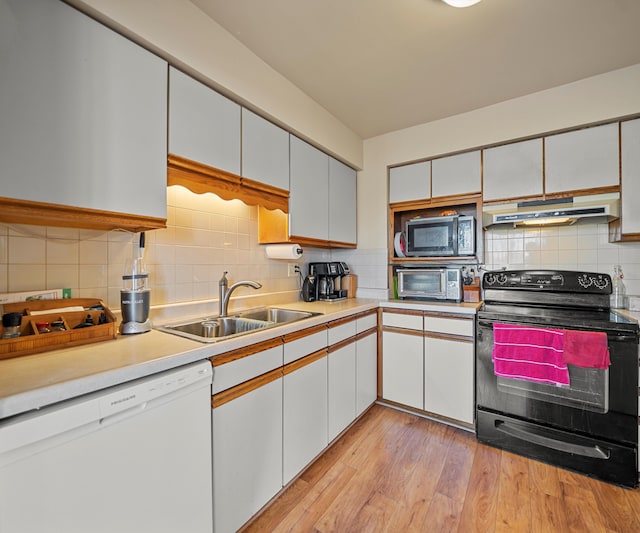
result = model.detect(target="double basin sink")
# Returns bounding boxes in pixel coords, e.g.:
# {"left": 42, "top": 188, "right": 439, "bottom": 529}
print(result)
{"left": 156, "top": 307, "right": 322, "bottom": 343}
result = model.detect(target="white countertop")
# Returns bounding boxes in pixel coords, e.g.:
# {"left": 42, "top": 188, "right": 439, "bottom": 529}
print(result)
{"left": 381, "top": 299, "right": 481, "bottom": 315}
{"left": 0, "top": 299, "right": 379, "bottom": 419}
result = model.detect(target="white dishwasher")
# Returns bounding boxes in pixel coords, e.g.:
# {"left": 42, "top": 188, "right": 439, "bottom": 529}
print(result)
{"left": 0, "top": 360, "right": 213, "bottom": 533}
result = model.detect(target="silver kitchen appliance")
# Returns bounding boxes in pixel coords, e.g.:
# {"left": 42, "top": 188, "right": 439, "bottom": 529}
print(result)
{"left": 120, "top": 233, "right": 151, "bottom": 335}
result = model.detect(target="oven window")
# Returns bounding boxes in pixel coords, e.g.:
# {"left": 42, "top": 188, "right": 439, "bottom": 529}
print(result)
{"left": 414, "top": 225, "right": 449, "bottom": 248}
{"left": 497, "top": 366, "right": 608, "bottom": 413}
{"left": 402, "top": 272, "right": 444, "bottom": 294}
{"left": 407, "top": 221, "right": 454, "bottom": 255}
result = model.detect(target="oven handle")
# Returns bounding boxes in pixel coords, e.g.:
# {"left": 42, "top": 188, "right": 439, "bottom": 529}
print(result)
{"left": 495, "top": 420, "right": 611, "bottom": 459}
{"left": 477, "top": 320, "right": 637, "bottom": 343}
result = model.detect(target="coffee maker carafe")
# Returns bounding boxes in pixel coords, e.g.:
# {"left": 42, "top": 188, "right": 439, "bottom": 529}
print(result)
{"left": 120, "top": 233, "right": 152, "bottom": 335}
{"left": 308, "top": 262, "right": 348, "bottom": 301}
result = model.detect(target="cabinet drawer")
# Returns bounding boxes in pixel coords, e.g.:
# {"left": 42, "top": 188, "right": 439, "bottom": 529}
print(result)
{"left": 383, "top": 311, "right": 422, "bottom": 331}
{"left": 213, "top": 345, "right": 283, "bottom": 393}
{"left": 356, "top": 312, "right": 377, "bottom": 333}
{"left": 284, "top": 329, "right": 328, "bottom": 364}
{"left": 328, "top": 319, "right": 357, "bottom": 345}
{"left": 424, "top": 315, "right": 473, "bottom": 337}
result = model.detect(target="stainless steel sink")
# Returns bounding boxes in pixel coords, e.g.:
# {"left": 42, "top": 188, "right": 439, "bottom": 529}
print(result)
{"left": 235, "top": 307, "right": 317, "bottom": 324}
{"left": 156, "top": 307, "right": 321, "bottom": 343}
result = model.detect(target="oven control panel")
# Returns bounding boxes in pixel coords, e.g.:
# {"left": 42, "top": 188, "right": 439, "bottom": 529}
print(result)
{"left": 482, "top": 270, "right": 611, "bottom": 294}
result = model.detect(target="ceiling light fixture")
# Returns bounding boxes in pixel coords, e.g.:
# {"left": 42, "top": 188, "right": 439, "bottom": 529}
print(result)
{"left": 442, "top": 0, "right": 482, "bottom": 7}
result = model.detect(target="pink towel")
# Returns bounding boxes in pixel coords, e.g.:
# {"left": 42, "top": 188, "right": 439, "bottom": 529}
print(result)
{"left": 492, "top": 323, "right": 569, "bottom": 386}
{"left": 563, "top": 330, "right": 610, "bottom": 369}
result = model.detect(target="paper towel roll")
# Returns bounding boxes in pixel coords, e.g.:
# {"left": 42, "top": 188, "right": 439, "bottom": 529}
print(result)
{"left": 265, "top": 244, "right": 303, "bottom": 260}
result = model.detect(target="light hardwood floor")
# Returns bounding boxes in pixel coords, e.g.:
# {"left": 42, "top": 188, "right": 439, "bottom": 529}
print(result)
{"left": 243, "top": 404, "right": 640, "bottom": 532}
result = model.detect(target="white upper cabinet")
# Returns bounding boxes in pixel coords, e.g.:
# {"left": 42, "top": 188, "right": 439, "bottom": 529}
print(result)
{"left": 621, "top": 118, "right": 640, "bottom": 235}
{"left": 169, "top": 67, "right": 241, "bottom": 175}
{"left": 241, "top": 108, "right": 289, "bottom": 191}
{"left": 289, "top": 136, "right": 329, "bottom": 241}
{"left": 431, "top": 151, "right": 481, "bottom": 198}
{"left": 389, "top": 162, "right": 430, "bottom": 204}
{"left": 545, "top": 123, "right": 619, "bottom": 194}
{"left": 328, "top": 158, "right": 357, "bottom": 245}
{"left": 0, "top": 0, "right": 167, "bottom": 219}
{"left": 483, "top": 139, "right": 543, "bottom": 202}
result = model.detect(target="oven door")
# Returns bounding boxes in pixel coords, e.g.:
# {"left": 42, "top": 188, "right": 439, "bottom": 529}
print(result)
{"left": 476, "top": 317, "right": 638, "bottom": 445}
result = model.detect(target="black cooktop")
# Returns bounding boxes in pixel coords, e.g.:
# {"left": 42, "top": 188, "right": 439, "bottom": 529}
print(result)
{"left": 478, "top": 302, "right": 638, "bottom": 334}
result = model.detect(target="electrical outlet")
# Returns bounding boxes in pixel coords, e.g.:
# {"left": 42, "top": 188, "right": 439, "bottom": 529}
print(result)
{"left": 288, "top": 263, "right": 299, "bottom": 277}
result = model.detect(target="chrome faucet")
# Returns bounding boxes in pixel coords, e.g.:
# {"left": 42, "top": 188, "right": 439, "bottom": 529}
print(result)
{"left": 218, "top": 271, "right": 262, "bottom": 317}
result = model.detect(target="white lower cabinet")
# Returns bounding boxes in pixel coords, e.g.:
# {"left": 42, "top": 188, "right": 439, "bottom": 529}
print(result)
{"left": 382, "top": 309, "right": 475, "bottom": 426}
{"left": 382, "top": 330, "right": 424, "bottom": 409}
{"left": 328, "top": 342, "right": 357, "bottom": 442}
{"left": 424, "top": 336, "right": 475, "bottom": 424}
{"left": 356, "top": 330, "right": 378, "bottom": 416}
{"left": 212, "top": 373, "right": 283, "bottom": 533}
{"left": 283, "top": 354, "right": 329, "bottom": 485}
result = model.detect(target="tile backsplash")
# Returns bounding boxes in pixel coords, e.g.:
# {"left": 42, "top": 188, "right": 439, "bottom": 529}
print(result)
{"left": 0, "top": 186, "right": 299, "bottom": 312}
{"left": 483, "top": 222, "right": 640, "bottom": 294}
{"left": 4, "top": 193, "right": 640, "bottom": 310}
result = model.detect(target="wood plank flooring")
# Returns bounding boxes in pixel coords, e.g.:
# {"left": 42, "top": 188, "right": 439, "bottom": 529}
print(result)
{"left": 242, "top": 404, "right": 640, "bottom": 533}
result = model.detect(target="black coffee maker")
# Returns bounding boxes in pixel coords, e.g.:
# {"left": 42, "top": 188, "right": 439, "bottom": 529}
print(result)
{"left": 307, "top": 262, "right": 349, "bottom": 301}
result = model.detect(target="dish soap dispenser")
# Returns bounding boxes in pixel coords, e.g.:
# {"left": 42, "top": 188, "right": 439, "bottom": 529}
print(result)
{"left": 611, "top": 264, "right": 627, "bottom": 309}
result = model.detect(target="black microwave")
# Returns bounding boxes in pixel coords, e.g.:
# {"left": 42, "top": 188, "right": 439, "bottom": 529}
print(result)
{"left": 405, "top": 215, "right": 475, "bottom": 257}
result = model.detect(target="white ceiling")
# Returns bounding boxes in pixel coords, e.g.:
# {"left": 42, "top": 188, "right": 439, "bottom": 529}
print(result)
{"left": 190, "top": 0, "right": 640, "bottom": 140}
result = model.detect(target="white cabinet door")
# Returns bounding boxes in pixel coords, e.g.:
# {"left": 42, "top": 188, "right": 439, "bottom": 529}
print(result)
{"left": 289, "top": 136, "right": 329, "bottom": 241}
{"left": 621, "top": 119, "right": 640, "bottom": 235}
{"left": 545, "top": 123, "right": 619, "bottom": 194}
{"left": 389, "top": 162, "right": 430, "bottom": 204}
{"left": 213, "top": 376, "right": 283, "bottom": 533}
{"left": 169, "top": 67, "right": 241, "bottom": 175}
{"left": 483, "top": 139, "right": 543, "bottom": 202}
{"left": 283, "top": 355, "right": 328, "bottom": 484}
{"left": 424, "top": 337, "right": 474, "bottom": 424}
{"left": 328, "top": 158, "right": 357, "bottom": 245}
{"left": 328, "top": 342, "right": 357, "bottom": 442}
{"left": 0, "top": 0, "right": 167, "bottom": 219}
{"left": 356, "top": 331, "right": 378, "bottom": 416}
{"left": 431, "top": 151, "right": 481, "bottom": 198}
{"left": 241, "top": 108, "right": 289, "bottom": 191}
{"left": 382, "top": 331, "right": 423, "bottom": 409}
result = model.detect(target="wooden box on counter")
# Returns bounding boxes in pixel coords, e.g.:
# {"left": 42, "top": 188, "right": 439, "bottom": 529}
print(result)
{"left": 0, "top": 298, "right": 116, "bottom": 360}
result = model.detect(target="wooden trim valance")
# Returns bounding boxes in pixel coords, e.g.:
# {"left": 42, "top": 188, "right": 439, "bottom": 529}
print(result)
{"left": 167, "top": 154, "right": 289, "bottom": 213}
{"left": 0, "top": 196, "right": 166, "bottom": 232}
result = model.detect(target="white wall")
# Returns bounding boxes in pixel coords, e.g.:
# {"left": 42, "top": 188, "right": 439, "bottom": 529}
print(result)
{"left": 66, "top": 0, "right": 363, "bottom": 170}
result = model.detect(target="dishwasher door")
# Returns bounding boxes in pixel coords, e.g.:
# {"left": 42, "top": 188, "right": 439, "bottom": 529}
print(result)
{"left": 0, "top": 360, "right": 213, "bottom": 533}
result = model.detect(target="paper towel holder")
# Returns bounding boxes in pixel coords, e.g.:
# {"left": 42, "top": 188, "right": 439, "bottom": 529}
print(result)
{"left": 264, "top": 244, "right": 304, "bottom": 260}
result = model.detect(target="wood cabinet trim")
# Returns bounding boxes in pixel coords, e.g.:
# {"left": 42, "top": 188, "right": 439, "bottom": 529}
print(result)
{"left": 283, "top": 323, "right": 327, "bottom": 343}
{"left": 381, "top": 308, "right": 423, "bottom": 317}
{"left": 481, "top": 185, "right": 620, "bottom": 207}
{"left": 424, "top": 331, "right": 474, "bottom": 343}
{"left": 168, "top": 153, "right": 289, "bottom": 213}
{"left": 356, "top": 327, "right": 378, "bottom": 341}
{"left": 423, "top": 311, "right": 475, "bottom": 321}
{"left": 0, "top": 196, "right": 166, "bottom": 232}
{"left": 382, "top": 325, "right": 424, "bottom": 338}
{"left": 283, "top": 348, "right": 328, "bottom": 375}
{"left": 328, "top": 315, "right": 358, "bottom": 328}
{"left": 210, "top": 336, "right": 283, "bottom": 367}
{"left": 328, "top": 336, "right": 356, "bottom": 353}
{"left": 212, "top": 366, "right": 283, "bottom": 408}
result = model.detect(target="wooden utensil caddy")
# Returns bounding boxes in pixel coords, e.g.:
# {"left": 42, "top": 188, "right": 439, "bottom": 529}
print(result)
{"left": 0, "top": 298, "right": 117, "bottom": 360}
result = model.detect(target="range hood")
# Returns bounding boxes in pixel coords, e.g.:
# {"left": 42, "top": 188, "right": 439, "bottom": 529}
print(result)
{"left": 483, "top": 193, "right": 620, "bottom": 228}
